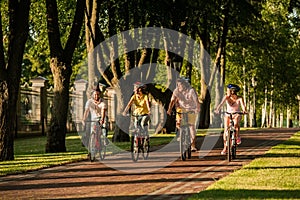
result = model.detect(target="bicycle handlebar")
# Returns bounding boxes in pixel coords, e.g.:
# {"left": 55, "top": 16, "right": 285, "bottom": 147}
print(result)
{"left": 223, "top": 111, "right": 246, "bottom": 115}
{"left": 176, "top": 111, "right": 196, "bottom": 114}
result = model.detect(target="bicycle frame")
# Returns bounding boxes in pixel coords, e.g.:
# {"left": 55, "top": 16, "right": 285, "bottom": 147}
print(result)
{"left": 177, "top": 111, "right": 192, "bottom": 161}
{"left": 130, "top": 115, "right": 150, "bottom": 162}
{"left": 89, "top": 120, "right": 106, "bottom": 162}
{"left": 224, "top": 111, "right": 243, "bottom": 162}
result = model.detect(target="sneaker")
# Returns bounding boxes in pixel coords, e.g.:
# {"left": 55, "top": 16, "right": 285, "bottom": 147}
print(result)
{"left": 176, "top": 137, "right": 180, "bottom": 142}
{"left": 221, "top": 150, "right": 226, "bottom": 155}
{"left": 104, "top": 138, "right": 110, "bottom": 146}
{"left": 237, "top": 137, "right": 241, "bottom": 145}
{"left": 191, "top": 147, "right": 197, "bottom": 152}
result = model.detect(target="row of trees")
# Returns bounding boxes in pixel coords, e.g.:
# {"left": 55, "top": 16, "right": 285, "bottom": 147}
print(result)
{"left": 0, "top": 0, "right": 299, "bottom": 161}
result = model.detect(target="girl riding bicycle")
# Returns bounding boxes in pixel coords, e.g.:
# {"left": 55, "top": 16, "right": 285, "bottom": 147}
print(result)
{"left": 122, "top": 82, "right": 151, "bottom": 134}
{"left": 215, "top": 84, "right": 247, "bottom": 155}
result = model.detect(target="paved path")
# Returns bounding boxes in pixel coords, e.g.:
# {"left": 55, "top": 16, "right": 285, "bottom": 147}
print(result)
{"left": 0, "top": 128, "right": 299, "bottom": 200}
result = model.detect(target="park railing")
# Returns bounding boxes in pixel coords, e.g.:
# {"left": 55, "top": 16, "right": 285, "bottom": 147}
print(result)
{"left": 16, "top": 77, "right": 165, "bottom": 137}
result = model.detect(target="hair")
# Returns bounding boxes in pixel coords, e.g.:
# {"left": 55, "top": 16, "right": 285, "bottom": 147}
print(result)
{"left": 177, "top": 77, "right": 189, "bottom": 89}
{"left": 134, "top": 82, "right": 148, "bottom": 94}
{"left": 229, "top": 88, "right": 237, "bottom": 95}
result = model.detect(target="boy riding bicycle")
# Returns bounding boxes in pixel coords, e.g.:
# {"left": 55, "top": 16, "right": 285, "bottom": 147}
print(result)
{"left": 82, "top": 88, "right": 109, "bottom": 156}
{"left": 167, "top": 77, "right": 200, "bottom": 151}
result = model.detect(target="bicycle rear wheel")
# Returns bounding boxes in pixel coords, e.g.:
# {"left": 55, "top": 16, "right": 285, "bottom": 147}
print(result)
{"left": 142, "top": 136, "right": 150, "bottom": 160}
{"left": 180, "top": 128, "right": 187, "bottom": 161}
{"left": 131, "top": 135, "right": 139, "bottom": 162}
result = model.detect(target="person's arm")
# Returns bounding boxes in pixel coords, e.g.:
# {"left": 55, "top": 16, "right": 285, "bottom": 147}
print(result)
{"left": 240, "top": 97, "right": 248, "bottom": 113}
{"left": 123, "top": 96, "right": 134, "bottom": 115}
{"left": 191, "top": 88, "right": 200, "bottom": 113}
{"left": 215, "top": 96, "right": 227, "bottom": 113}
{"left": 82, "top": 101, "right": 90, "bottom": 126}
{"left": 145, "top": 95, "right": 151, "bottom": 115}
{"left": 167, "top": 95, "right": 176, "bottom": 115}
{"left": 100, "top": 101, "right": 107, "bottom": 124}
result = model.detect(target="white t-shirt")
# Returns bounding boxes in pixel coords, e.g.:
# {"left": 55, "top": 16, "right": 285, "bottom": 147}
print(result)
{"left": 172, "top": 87, "right": 199, "bottom": 112}
{"left": 85, "top": 98, "right": 107, "bottom": 121}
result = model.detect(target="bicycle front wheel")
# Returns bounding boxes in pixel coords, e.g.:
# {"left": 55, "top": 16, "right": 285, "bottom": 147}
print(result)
{"left": 231, "top": 145, "right": 236, "bottom": 159}
{"left": 231, "top": 133, "right": 237, "bottom": 159}
{"left": 131, "top": 135, "right": 139, "bottom": 162}
{"left": 227, "top": 130, "right": 232, "bottom": 162}
{"left": 89, "top": 132, "right": 96, "bottom": 162}
{"left": 186, "top": 132, "right": 191, "bottom": 159}
{"left": 180, "top": 128, "right": 187, "bottom": 161}
{"left": 142, "top": 136, "right": 150, "bottom": 160}
{"left": 98, "top": 132, "right": 106, "bottom": 160}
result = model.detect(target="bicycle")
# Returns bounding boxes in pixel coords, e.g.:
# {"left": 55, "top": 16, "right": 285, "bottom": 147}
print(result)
{"left": 130, "top": 114, "right": 150, "bottom": 162}
{"left": 88, "top": 118, "right": 107, "bottom": 162}
{"left": 176, "top": 111, "right": 192, "bottom": 161}
{"left": 223, "top": 111, "right": 244, "bottom": 162}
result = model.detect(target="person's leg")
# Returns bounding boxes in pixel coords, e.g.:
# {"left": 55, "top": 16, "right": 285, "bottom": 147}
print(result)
{"left": 222, "top": 116, "right": 230, "bottom": 154}
{"left": 189, "top": 125, "right": 197, "bottom": 151}
{"left": 175, "top": 112, "right": 182, "bottom": 140}
{"left": 233, "top": 115, "right": 242, "bottom": 144}
{"left": 188, "top": 113, "right": 197, "bottom": 151}
{"left": 141, "top": 115, "right": 150, "bottom": 135}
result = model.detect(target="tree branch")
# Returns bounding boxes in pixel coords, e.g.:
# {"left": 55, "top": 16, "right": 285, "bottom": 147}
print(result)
{"left": 64, "top": 0, "right": 85, "bottom": 62}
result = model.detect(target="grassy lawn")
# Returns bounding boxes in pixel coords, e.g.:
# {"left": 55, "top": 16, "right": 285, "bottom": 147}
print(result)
{"left": 189, "top": 131, "right": 300, "bottom": 200}
{"left": 1, "top": 133, "right": 88, "bottom": 176}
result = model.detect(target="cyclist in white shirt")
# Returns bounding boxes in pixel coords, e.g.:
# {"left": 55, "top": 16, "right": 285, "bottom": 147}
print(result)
{"left": 167, "top": 77, "right": 200, "bottom": 151}
{"left": 82, "top": 89, "right": 108, "bottom": 146}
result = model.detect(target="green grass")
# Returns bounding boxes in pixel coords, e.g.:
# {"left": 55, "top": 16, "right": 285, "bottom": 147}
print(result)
{"left": 189, "top": 131, "right": 300, "bottom": 200}
{"left": 1, "top": 133, "right": 88, "bottom": 176}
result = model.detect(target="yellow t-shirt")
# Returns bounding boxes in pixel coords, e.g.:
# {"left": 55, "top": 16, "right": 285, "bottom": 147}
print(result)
{"left": 132, "top": 94, "right": 149, "bottom": 115}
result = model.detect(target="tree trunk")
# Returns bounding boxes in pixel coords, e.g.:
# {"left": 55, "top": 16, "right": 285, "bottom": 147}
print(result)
{"left": 208, "top": 1, "right": 229, "bottom": 128}
{"left": 268, "top": 90, "right": 273, "bottom": 128}
{"left": 0, "top": 82, "right": 12, "bottom": 160}
{"left": 46, "top": 59, "right": 70, "bottom": 152}
{"left": 45, "top": 0, "right": 84, "bottom": 153}
{"left": 0, "top": 0, "right": 30, "bottom": 161}
{"left": 85, "top": 0, "right": 104, "bottom": 91}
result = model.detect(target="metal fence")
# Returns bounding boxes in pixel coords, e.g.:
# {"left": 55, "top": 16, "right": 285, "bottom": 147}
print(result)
{"left": 17, "top": 77, "right": 165, "bottom": 136}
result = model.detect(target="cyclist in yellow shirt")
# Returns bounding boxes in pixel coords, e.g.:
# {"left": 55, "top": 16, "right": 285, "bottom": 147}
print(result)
{"left": 123, "top": 82, "right": 151, "bottom": 134}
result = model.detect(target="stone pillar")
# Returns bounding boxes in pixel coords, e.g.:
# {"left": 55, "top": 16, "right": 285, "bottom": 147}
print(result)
{"left": 31, "top": 76, "right": 48, "bottom": 135}
{"left": 107, "top": 87, "right": 116, "bottom": 130}
{"left": 152, "top": 102, "right": 159, "bottom": 128}
{"left": 74, "top": 79, "right": 88, "bottom": 131}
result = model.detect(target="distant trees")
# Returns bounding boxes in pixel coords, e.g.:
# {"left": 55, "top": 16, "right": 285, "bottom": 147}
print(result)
{"left": 225, "top": 0, "right": 300, "bottom": 127}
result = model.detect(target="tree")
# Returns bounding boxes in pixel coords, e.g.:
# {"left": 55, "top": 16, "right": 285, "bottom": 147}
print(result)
{"left": 0, "top": 0, "right": 30, "bottom": 160}
{"left": 45, "top": 0, "right": 85, "bottom": 153}
{"left": 225, "top": 0, "right": 300, "bottom": 128}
